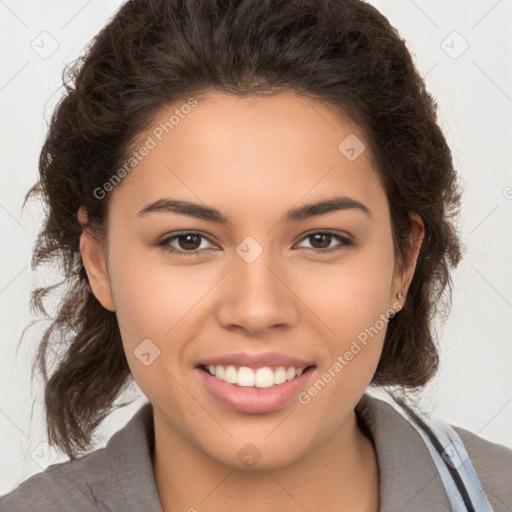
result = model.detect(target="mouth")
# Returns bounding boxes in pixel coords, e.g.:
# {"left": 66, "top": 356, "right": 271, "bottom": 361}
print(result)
{"left": 195, "top": 363, "right": 317, "bottom": 414}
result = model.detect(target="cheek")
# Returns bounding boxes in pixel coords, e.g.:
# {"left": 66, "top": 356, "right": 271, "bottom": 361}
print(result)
{"left": 106, "top": 245, "right": 218, "bottom": 392}
{"left": 296, "top": 237, "right": 395, "bottom": 387}
{"left": 301, "top": 240, "right": 395, "bottom": 335}
{"left": 108, "top": 243, "right": 207, "bottom": 337}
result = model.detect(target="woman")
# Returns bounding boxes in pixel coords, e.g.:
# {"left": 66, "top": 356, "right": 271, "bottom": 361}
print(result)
{"left": 1, "top": 0, "right": 510, "bottom": 511}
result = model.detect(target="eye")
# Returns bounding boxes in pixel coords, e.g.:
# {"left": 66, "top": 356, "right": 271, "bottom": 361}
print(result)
{"left": 157, "top": 231, "right": 217, "bottom": 257}
{"left": 295, "top": 230, "right": 353, "bottom": 254}
{"left": 156, "top": 230, "right": 353, "bottom": 258}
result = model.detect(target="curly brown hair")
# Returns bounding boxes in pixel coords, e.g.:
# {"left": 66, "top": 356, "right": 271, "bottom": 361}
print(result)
{"left": 20, "top": 0, "right": 462, "bottom": 460}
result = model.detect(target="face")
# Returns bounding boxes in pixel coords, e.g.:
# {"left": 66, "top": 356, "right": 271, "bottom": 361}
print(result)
{"left": 79, "top": 91, "right": 423, "bottom": 470}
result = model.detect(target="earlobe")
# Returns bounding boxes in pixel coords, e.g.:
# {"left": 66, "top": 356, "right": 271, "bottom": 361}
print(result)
{"left": 392, "top": 212, "right": 425, "bottom": 303}
{"left": 77, "top": 207, "right": 116, "bottom": 312}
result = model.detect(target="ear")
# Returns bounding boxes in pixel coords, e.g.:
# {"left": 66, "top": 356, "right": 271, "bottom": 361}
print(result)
{"left": 77, "top": 206, "right": 116, "bottom": 312}
{"left": 391, "top": 212, "right": 425, "bottom": 305}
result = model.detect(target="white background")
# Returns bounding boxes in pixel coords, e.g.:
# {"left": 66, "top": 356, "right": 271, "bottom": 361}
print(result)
{"left": 1, "top": 0, "right": 511, "bottom": 494}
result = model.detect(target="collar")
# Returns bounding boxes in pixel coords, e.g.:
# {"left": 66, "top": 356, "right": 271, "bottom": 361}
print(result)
{"left": 80, "top": 393, "right": 451, "bottom": 511}
{"left": 355, "top": 393, "right": 451, "bottom": 511}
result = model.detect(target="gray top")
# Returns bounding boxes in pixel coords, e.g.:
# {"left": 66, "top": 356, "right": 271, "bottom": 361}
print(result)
{"left": 1, "top": 394, "right": 511, "bottom": 511}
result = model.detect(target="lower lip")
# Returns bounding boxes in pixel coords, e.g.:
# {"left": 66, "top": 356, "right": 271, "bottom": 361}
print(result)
{"left": 196, "top": 366, "right": 316, "bottom": 413}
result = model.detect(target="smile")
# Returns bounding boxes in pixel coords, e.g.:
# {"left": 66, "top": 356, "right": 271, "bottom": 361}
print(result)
{"left": 196, "top": 364, "right": 316, "bottom": 413}
{"left": 200, "top": 364, "right": 312, "bottom": 388}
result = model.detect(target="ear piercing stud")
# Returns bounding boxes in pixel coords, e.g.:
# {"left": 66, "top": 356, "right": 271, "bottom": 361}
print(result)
{"left": 397, "top": 291, "right": 403, "bottom": 300}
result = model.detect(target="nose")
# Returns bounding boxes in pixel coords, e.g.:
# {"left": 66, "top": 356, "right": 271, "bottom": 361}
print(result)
{"left": 215, "top": 247, "right": 299, "bottom": 336}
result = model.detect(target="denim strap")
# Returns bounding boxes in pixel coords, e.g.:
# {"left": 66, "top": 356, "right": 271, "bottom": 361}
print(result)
{"left": 402, "top": 408, "right": 495, "bottom": 512}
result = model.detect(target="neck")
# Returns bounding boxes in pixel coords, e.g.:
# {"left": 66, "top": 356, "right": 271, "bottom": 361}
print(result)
{"left": 153, "top": 409, "right": 379, "bottom": 512}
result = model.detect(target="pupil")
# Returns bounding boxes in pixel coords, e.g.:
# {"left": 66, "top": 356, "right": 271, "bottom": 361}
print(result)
{"left": 312, "top": 234, "right": 330, "bottom": 249}
{"left": 180, "top": 234, "right": 200, "bottom": 250}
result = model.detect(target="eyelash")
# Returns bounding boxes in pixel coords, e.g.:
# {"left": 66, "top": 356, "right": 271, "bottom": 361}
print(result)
{"left": 156, "top": 230, "right": 354, "bottom": 258}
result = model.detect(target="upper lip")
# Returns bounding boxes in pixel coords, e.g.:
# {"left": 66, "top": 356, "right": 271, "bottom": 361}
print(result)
{"left": 197, "top": 351, "right": 315, "bottom": 369}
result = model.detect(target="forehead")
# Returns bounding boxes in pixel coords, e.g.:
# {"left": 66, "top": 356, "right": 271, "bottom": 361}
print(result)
{"left": 109, "top": 92, "right": 386, "bottom": 221}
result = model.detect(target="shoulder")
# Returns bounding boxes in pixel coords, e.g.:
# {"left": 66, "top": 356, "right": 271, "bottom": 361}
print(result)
{"left": 356, "top": 394, "right": 512, "bottom": 510}
{"left": 0, "top": 445, "right": 111, "bottom": 512}
{"left": 0, "top": 402, "right": 156, "bottom": 512}
{"left": 453, "top": 425, "right": 512, "bottom": 509}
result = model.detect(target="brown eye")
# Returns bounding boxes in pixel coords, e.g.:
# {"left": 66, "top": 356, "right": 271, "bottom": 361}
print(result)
{"left": 175, "top": 234, "right": 202, "bottom": 250}
{"left": 309, "top": 233, "right": 333, "bottom": 249}
{"left": 296, "top": 231, "right": 353, "bottom": 253}
{"left": 157, "top": 231, "right": 216, "bottom": 257}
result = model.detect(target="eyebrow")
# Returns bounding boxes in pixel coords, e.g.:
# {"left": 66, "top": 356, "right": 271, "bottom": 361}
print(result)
{"left": 136, "top": 196, "right": 372, "bottom": 224}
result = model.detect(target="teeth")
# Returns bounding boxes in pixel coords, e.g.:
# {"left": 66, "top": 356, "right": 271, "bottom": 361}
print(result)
{"left": 274, "top": 367, "right": 287, "bottom": 385}
{"left": 237, "top": 366, "right": 255, "bottom": 387}
{"left": 224, "top": 365, "right": 237, "bottom": 384}
{"left": 206, "top": 365, "right": 308, "bottom": 388}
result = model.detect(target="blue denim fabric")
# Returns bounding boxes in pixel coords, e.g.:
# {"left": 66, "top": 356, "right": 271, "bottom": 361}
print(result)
{"left": 404, "top": 410, "right": 495, "bottom": 511}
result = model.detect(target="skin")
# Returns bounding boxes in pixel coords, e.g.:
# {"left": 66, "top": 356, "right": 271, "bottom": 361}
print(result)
{"left": 78, "top": 91, "right": 424, "bottom": 512}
